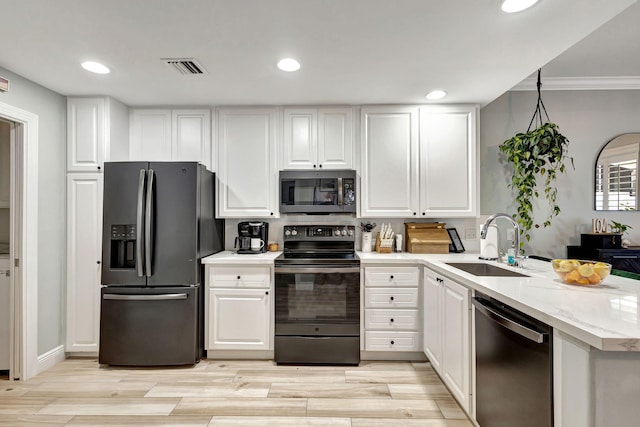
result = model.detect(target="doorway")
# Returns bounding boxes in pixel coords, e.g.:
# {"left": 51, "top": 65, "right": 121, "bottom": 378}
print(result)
{"left": 0, "top": 101, "right": 38, "bottom": 382}
{"left": 0, "top": 119, "right": 10, "bottom": 380}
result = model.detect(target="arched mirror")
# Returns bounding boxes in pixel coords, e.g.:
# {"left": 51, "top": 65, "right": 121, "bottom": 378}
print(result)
{"left": 594, "top": 133, "right": 640, "bottom": 211}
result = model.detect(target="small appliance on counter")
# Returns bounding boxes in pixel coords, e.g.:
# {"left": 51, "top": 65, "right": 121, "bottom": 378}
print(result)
{"left": 235, "top": 221, "right": 269, "bottom": 254}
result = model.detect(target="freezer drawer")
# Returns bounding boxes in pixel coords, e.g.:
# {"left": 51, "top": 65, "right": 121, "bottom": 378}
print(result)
{"left": 99, "top": 286, "right": 201, "bottom": 366}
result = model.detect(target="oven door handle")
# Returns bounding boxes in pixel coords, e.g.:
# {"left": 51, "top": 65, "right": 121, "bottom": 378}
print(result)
{"left": 275, "top": 267, "right": 360, "bottom": 274}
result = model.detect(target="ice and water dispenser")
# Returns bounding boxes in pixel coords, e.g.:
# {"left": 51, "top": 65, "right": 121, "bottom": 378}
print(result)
{"left": 109, "top": 224, "right": 137, "bottom": 268}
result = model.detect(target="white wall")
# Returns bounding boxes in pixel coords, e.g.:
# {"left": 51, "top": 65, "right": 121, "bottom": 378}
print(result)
{"left": 0, "top": 120, "right": 9, "bottom": 243}
{"left": 480, "top": 89, "right": 640, "bottom": 258}
{"left": 0, "top": 66, "right": 66, "bottom": 355}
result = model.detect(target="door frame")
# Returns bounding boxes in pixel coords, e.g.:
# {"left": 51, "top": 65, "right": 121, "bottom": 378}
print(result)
{"left": 0, "top": 101, "right": 39, "bottom": 380}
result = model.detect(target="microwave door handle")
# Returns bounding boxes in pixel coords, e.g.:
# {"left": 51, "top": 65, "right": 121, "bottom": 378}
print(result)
{"left": 337, "top": 177, "right": 343, "bottom": 206}
{"left": 144, "top": 168, "right": 155, "bottom": 277}
{"left": 136, "top": 169, "right": 146, "bottom": 277}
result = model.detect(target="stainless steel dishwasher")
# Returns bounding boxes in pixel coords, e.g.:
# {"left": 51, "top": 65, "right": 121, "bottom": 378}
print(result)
{"left": 473, "top": 292, "right": 553, "bottom": 427}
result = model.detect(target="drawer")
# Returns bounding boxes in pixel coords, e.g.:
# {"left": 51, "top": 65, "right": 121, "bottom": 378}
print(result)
{"left": 364, "top": 287, "right": 419, "bottom": 308}
{"left": 210, "top": 266, "right": 271, "bottom": 289}
{"left": 365, "top": 266, "right": 420, "bottom": 287}
{"left": 364, "top": 331, "right": 421, "bottom": 351}
{"left": 364, "top": 309, "right": 420, "bottom": 330}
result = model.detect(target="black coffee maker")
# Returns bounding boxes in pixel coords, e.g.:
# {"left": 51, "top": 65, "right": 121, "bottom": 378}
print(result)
{"left": 235, "top": 221, "right": 269, "bottom": 254}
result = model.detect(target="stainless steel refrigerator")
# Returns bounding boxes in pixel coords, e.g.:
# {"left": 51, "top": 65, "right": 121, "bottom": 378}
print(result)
{"left": 99, "top": 161, "right": 223, "bottom": 366}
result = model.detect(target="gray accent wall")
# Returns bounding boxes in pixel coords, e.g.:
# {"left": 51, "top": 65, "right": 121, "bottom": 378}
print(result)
{"left": 0, "top": 66, "right": 66, "bottom": 355}
{"left": 481, "top": 90, "right": 640, "bottom": 258}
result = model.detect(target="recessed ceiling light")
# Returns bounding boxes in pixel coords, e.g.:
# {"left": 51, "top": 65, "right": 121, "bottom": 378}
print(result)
{"left": 277, "top": 58, "right": 301, "bottom": 72}
{"left": 501, "top": 0, "right": 539, "bottom": 13}
{"left": 426, "top": 90, "right": 447, "bottom": 100}
{"left": 81, "top": 61, "right": 110, "bottom": 74}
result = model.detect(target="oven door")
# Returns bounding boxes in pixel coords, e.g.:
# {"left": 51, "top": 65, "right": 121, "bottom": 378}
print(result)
{"left": 274, "top": 266, "right": 360, "bottom": 336}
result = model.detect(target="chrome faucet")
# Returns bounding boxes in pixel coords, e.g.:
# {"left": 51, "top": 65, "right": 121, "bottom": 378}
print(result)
{"left": 481, "top": 213, "right": 522, "bottom": 265}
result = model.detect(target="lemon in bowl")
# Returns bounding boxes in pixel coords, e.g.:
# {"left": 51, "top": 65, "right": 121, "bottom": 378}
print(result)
{"left": 551, "top": 259, "right": 611, "bottom": 285}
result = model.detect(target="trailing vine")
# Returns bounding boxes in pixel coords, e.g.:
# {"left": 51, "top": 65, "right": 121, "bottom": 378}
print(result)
{"left": 498, "top": 69, "right": 574, "bottom": 247}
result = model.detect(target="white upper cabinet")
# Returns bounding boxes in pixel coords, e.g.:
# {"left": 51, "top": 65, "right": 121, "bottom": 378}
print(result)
{"left": 129, "top": 109, "right": 173, "bottom": 162}
{"left": 172, "top": 109, "right": 212, "bottom": 170}
{"left": 216, "top": 107, "right": 278, "bottom": 218}
{"left": 282, "top": 107, "right": 353, "bottom": 170}
{"left": 419, "top": 105, "right": 478, "bottom": 217}
{"left": 360, "top": 106, "right": 419, "bottom": 218}
{"left": 129, "top": 109, "right": 212, "bottom": 170}
{"left": 359, "top": 104, "right": 478, "bottom": 218}
{"left": 67, "top": 96, "right": 129, "bottom": 172}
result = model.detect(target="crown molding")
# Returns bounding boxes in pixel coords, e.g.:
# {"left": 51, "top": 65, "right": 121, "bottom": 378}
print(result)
{"left": 511, "top": 76, "right": 640, "bottom": 91}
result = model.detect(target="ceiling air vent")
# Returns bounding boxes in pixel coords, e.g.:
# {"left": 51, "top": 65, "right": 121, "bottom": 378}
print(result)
{"left": 162, "top": 58, "right": 207, "bottom": 75}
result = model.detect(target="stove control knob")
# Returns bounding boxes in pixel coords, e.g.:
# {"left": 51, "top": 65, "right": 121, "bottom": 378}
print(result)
{"left": 348, "top": 229, "right": 354, "bottom": 237}
{"left": 285, "top": 229, "right": 291, "bottom": 236}
{"left": 341, "top": 229, "right": 347, "bottom": 236}
{"left": 291, "top": 229, "right": 298, "bottom": 236}
{"left": 335, "top": 228, "right": 341, "bottom": 236}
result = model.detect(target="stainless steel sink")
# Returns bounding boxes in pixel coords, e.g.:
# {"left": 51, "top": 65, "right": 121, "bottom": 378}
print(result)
{"left": 445, "top": 262, "right": 529, "bottom": 277}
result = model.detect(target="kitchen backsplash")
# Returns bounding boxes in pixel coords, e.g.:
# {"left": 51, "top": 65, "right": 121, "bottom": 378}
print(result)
{"left": 224, "top": 215, "right": 482, "bottom": 252}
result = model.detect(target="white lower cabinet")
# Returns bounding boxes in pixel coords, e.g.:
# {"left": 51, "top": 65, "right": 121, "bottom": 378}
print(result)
{"left": 423, "top": 267, "right": 471, "bottom": 412}
{"left": 66, "top": 173, "right": 103, "bottom": 353}
{"left": 363, "top": 266, "right": 421, "bottom": 352}
{"left": 206, "top": 265, "right": 272, "bottom": 351}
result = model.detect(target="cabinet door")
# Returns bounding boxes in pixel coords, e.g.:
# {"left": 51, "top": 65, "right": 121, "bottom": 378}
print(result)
{"left": 172, "top": 109, "right": 212, "bottom": 171}
{"left": 419, "top": 105, "right": 478, "bottom": 217}
{"left": 282, "top": 109, "right": 317, "bottom": 169}
{"left": 208, "top": 288, "right": 271, "bottom": 350}
{"left": 129, "top": 109, "right": 172, "bottom": 161}
{"left": 0, "top": 122, "right": 10, "bottom": 208}
{"left": 66, "top": 173, "right": 103, "bottom": 353}
{"left": 217, "top": 108, "right": 278, "bottom": 218}
{"left": 442, "top": 278, "right": 471, "bottom": 412}
{"left": 67, "top": 97, "right": 105, "bottom": 172}
{"left": 360, "top": 106, "right": 419, "bottom": 217}
{"left": 423, "top": 269, "right": 442, "bottom": 372}
{"left": 318, "top": 108, "right": 353, "bottom": 169}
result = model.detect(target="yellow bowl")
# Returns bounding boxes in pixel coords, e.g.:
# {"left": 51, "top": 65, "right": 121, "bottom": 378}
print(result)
{"left": 551, "top": 259, "right": 612, "bottom": 286}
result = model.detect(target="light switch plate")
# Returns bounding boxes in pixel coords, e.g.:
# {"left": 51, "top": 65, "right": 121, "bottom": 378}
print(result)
{"left": 464, "top": 228, "right": 477, "bottom": 240}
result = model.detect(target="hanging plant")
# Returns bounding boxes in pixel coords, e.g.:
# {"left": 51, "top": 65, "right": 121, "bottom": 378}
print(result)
{"left": 498, "top": 69, "right": 574, "bottom": 247}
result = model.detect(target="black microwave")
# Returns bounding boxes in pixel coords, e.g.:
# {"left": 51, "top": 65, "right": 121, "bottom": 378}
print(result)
{"left": 280, "top": 170, "right": 356, "bottom": 214}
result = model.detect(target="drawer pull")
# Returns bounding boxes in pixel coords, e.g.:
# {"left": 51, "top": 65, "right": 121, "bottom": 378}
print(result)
{"left": 265, "top": 291, "right": 269, "bottom": 295}
{"left": 390, "top": 275, "right": 394, "bottom": 279}
{"left": 237, "top": 276, "right": 241, "bottom": 279}
{"left": 390, "top": 340, "right": 395, "bottom": 345}
{"left": 390, "top": 296, "right": 394, "bottom": 301}
{"left": 390, "top": 318, "right": 394, "bottom": 322}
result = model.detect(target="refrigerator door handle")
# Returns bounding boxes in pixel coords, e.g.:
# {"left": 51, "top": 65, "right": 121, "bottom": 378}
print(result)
{"left": 145, "top": 168, "right": 155, "bottom": 277}
{"left": 136, "top": 169, "right": 146, "bottom": 277}
{"left": 103, "top": 293, "right": 188, "bottom": 301}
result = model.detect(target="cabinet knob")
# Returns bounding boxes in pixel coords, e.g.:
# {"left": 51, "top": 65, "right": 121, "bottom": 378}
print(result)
{"left": 422, "top": 212, "right": 426, "bottom": 216}
{"left": 319, "top": 164, "right": 323, "bottom": 168}
{"left": 413, "top": 212, "right": 417, "bottom": 216}
{"left": 390, "top": 340, "right": 395, "bottom": 345}
{"left": 96, "top": 261, "right": 101, "bottom": 264}
{"left": 390, "top": 318, "right": 394, "bottom": 323}
{"left": 390, "top": 296, "right": 394, "bottom": 301}
{"left": 97, "top": 166, "right": 101, "bottom": 170}
{"left": 265, "top": 291, "right": 269, "bottom": 295}
{"left": 390, "top": 275, "right": 394, "bottom": 279}
{"left": 313, "top": 164, "right": 317, "bottom": 168}
{"left": 237, "top": 275, "right": 241, "bottom": 280}
{"left": 270, "top": 212, "right": 274, "bottom": 216}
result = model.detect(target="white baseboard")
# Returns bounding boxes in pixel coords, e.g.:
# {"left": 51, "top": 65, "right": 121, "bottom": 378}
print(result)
{"left": 36, "top": 345, "right": 65, "bottom": 375}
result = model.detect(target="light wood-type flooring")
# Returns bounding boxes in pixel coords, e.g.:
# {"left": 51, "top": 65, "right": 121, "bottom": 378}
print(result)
{"left": 0, "top": 358, "right": 473, "bottom": 427}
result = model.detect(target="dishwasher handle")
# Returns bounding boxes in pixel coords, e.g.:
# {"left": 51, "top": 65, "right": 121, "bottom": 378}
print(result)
{"left": 472, "top": 297, "right": 548, "bottom": 344}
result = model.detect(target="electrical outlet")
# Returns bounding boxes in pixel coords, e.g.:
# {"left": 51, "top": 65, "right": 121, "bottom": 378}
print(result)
{"left": 464, "top": 228, "right": 477, "bottom": 240}
{"left": 507, "top": 228, "right": 515, "bottom": 242}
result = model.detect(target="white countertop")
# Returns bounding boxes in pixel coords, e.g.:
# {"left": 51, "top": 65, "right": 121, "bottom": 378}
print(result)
{"left": 358, "top": 251, "right": 640, "bottom": 352}
{"left": 202, "top": 250, "right": 282, "bottom": 264}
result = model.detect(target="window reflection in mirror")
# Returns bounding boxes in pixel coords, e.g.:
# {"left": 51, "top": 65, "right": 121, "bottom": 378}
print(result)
{"left": 595, "top": 133, "right": 639, "bottom": 211}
